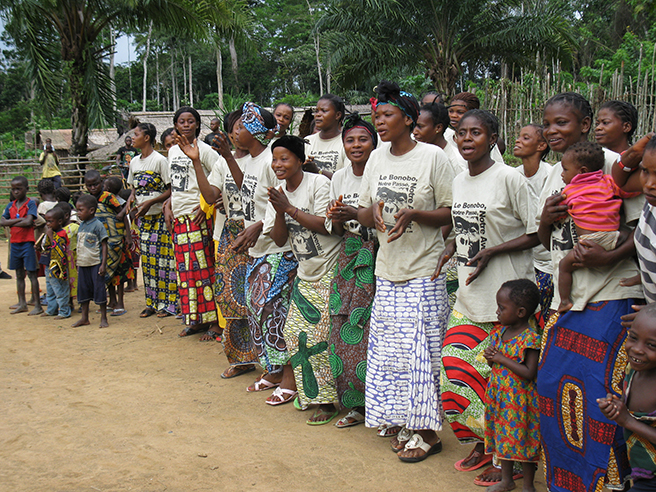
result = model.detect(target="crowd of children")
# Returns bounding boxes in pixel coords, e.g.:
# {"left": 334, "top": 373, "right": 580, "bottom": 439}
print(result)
{"left": 4, "top": 85, "right": 656, "bottom": 491}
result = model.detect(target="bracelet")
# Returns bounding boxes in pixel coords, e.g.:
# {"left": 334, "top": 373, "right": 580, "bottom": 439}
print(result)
{"left": 617, "top": 156, "right": 636, "bottom": 173}
{"left": 291, "top": 207, "right": 299, "bottom": 220}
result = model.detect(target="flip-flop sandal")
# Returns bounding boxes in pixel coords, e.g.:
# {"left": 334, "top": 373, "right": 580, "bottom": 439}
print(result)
{"left": 454, "top": 450, "right": 493, "bottom": 471}
{"left": 140, "top": 308, "right": 156, "bottom": 318}
{"left": 335, "top": 410, "right": 365, "bottom": 428}
{"left": 473, "top": 466, "right": 523, "bottom": 487}
{"left": 157, "top": 311, "right": 173, "bottom": 318}
{"left": 293, "top": 396, "right": 308, "bottom": 411}
{"left": 390, "top": 427, "right": 413, "bottom": 452}
{"left": 265, "top": 387, "right": 298, "bottom": 406}
{"left": 220, "top": 365, "right": 256, "bottom": 379}
{"left": 110, "top": 308, "right": 127, "bottom": 317}
{"left": 178, "top": 326, "right": 205, "bottom": 337}
{"left": 246, "top": 376, "right": 280, "bottom": 393}
{"left": 377, "top": 424, "right": 402, "bottom": 438}
{"left": 307, "top": 407, "right": 339, "bottom": 426}
{"left": 397, "top": 434, "right": 442, "bottom": 463}
{"left": 199, "top": 330, "right": 222, "bottom": 342}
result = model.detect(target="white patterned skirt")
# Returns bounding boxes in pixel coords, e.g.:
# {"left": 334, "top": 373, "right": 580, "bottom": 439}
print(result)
{"left": 365, "top": 275, "right": 449, "bottom": 431}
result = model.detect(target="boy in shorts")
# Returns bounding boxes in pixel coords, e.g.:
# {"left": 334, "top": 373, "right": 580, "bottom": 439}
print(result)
{"left": 73, "top": 194, "right": 109, "bottom": 328}
{"left": 1, "top": 176, "right": 43, "bottom": 315}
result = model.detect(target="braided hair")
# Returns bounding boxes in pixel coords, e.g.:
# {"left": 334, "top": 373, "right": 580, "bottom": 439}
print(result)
{"left": 459, "top": 109, "right": 499, "bottom": 137}
{"left": 419, "top": 103, "right": 450, "bottom": 132}
{"left": 599, "top": 100, "right": 638, "bottom": 143}
{"left": 545, "top": 93, "right": 593, "bottom": 132}
{"left": 451, "top": 92, "right": 480, "bottom": 110}
{"left": 318, "top": 94, "right": 346, "bottom": 124}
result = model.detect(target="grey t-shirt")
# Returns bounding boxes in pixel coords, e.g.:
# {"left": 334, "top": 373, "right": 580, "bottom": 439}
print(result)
{"left": 77, "top": 217, "right": 108, "bottom": 267}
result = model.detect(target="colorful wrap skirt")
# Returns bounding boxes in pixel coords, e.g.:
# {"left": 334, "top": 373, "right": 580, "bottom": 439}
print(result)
{"left": 328, "top": 232, "right": 376, "bottom": 410}
{"left": 138, "top": 213, "right": 177, "bottom": 314}
{"left": 172, "top": 214, "right": 217, "bottom": 326}
{"left": 215, "top": 219, "right": 257, "bottom": 366}
{"left": 365, "top": 275, "right": 449, "bottom": 431}
{"left": 246, "top": 251, "right": 298, "bottom": 373}
{"left": 537, "top": 300, "right": 634, "bottom": 492}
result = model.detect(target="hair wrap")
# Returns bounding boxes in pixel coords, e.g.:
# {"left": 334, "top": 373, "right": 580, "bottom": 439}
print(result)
{"left": 271, "top": 135, "right": 306, "bottom": 162}
{"left": 374, "top": 81, "right": 420, "bottom": 130}
{"left": 241, "top": 102, "right": 279, "bottom": 145}
{"left": 342, "top": 112, "right": 378, "bottom": 148}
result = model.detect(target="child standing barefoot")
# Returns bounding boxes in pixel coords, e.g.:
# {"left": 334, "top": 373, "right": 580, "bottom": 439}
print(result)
{"left": 598, "top": 303, "right": 656, "bottom": 492}
{"left": 484, "top": 279, "right": 541, "bottom": 492}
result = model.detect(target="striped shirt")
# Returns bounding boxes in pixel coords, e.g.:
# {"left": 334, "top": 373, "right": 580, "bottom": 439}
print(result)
{"left": 635, "top": 201, "right": 656, "bottom": 303}
{"left": 563, "top": 170, "right": 638, "bottom": 231}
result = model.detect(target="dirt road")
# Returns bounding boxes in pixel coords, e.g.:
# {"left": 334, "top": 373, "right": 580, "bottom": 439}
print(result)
{"left": 0, "top": 242, "right": 547, "bottom": 492}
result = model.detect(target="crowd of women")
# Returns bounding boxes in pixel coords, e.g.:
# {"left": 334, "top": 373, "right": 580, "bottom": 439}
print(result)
{"left": 42, "top": 81, "right": 656, "bottom": 491}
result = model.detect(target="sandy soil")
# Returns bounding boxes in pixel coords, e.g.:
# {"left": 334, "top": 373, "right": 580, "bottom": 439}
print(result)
{"left": 0, "top": 241, "right": 548, "bottom": 492}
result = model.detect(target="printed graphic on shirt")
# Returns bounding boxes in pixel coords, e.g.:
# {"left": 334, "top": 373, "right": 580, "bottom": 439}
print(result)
{"left": 549, "top": 189, "right": 576, "bottom": 251}
{"left": 312, "top": 150, "right": 340, "bottom": 173}
{"left": 374, "top": 176, "right": 418, "bottom": 232}
{"left": 169, "top": 157, "right": 189, "bottom": 192}
{"left": 287, "top": 220, "right": 321, "bottom": 261}
{"left": 453, "top": 203, "right": 488, "bottom": 265}
{"left": 225, "top": 179, "right": 243, "bottom": 219}
{"left": 241, "top": 174, "right": 257, "bottom": 222}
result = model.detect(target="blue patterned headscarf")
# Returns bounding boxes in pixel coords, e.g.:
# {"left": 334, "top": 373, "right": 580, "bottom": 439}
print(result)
{"left": 374, "top": 81, "right": 420, "bottom": 130}
{"left": 241, "top": 102, "right": 279, "bottom": 145}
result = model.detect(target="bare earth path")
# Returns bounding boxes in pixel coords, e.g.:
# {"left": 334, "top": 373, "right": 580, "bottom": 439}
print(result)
{"left": 0, "top": 242, "right": 548, "bottom": 491}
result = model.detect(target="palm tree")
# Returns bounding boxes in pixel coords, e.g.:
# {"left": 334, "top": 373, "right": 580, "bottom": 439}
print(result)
{"left": 0, "top": 0, "right": 243, "bottom": 155}
{"left": 319, "top": 0, "right": 577, "bottom": 94}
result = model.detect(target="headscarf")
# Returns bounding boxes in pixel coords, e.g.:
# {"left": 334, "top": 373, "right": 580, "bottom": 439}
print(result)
{"left": 374, "top": 81, "right": 420, "bottom": 130}
{"left": 241, "top": 102, "right": 279, "bottom": 145}
{"left": 271, "top": 135, "right": 306, "bottom": 162}
{"left": 342, "top": 112, "right": 378, "bottom": 148}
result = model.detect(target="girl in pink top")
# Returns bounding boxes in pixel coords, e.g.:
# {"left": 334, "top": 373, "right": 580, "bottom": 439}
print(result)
{"left": 558, "top": 141, "right": 638, "bottom": 312}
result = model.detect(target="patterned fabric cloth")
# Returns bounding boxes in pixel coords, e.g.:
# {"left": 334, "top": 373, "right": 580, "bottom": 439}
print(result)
{"left": 442, "top": 310, "right": 496, "bottom": 443}
{"left": 365, "top": 275, "right": 449, "bottom": 431}
{"left": 95, "top": 191, "right": 131, "bottom": 285}
{"left": 215, "top": 219, "right": 257, "bottom": 366}
{"left": 484, "top": 325, "right": 541, "bottom": 462}
{"left": 173, "top": 214, "right": 217, "bottom": 326}
{"left": 535, "top": 268, "right": 554, "bottom": 328}
{"left": 286, "top": 272, "right": 337, "bottom": 408}
{"left": 246, "top": 251, "right": 298, "bottom": 372}
{"left": 64, "top": 223, "right": 78, "bottom": 297}
{"left": 328, "top": 232, "right": 376, "bottom": 410}
{"left": 139, "top": 213, "right": 177, "bottom": 314}
{"left": 537, "top": 300, "right": 634, "bottom": 492}
{"left": 445, "top": 256, "right": 459, "bottom": 311}
{"left": 43, "top": 229, "right": 68, "bottom": 280}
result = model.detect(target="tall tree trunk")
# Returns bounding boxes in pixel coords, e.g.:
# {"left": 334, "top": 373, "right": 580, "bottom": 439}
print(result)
{"left": 314, "top": 33, "right": 323, "bottom": 95}
{"left": 216, "top": 46, "right": 224, "bottom": 110}
{"left": 70, "top": 62, "right": 89, "bottom": 156}
{"left": 229, "top": 35, "right": 238, "bottom": 84}
{"left": 128, "top": 34, "right": 133, "bottom": 102}
{"left": 188, "top": 55, "right": 193, "bottom": 107}
{"left": 156, "top": 50, "right": 160, "bottom": 108}
{"left": 182, "top": 50, "right": 187, "bottom": 104}
{"left": 142, "top": 21, "right": 153, "bottom": 112}
{"left": 170, "top": 51, "right": 177, "bottom": 110}
{"left": 109, "top": 26, "right": 116, "bottom": 115}
{"left": 326, "top": 57, "right": 331, "bottom": 94}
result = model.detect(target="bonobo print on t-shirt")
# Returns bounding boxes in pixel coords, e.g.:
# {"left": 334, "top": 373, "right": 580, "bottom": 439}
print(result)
{"left": 374, "top": 178, "right": 415, "bottom": 233}
{"left": 169, "top": 158, "right": 188, "bottom": 192}
{"left": 453, "top": 203, "right": 487, "bottom": 266}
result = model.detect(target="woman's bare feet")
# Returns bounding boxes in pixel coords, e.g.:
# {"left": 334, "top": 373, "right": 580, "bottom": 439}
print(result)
{"left": 71, "top": 319, "right": 90, "bottom": 327}
{"left": 28, "top": 306, "right": 44, "bottom": 316}
{"left": 396, "top": 429, "right": 441, "bottom": 461}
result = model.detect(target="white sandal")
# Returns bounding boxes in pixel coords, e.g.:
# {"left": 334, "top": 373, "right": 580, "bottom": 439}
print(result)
{"left": 377, "top": 423, "right": 402, "bottom": 437}
{"left": 398, "top": 433, "right": 443, "bottom": 463}
{"left": 246, "top": 376, "right": 280, "bottom": 393}
{"left": 335, "top": 409, "right": 365, "bottom": 428}
{"left": 265, "top": 387, "right": 297, "bottom": 406}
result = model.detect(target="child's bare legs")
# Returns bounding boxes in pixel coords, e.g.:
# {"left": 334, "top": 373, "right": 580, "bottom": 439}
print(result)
{"left": 558, "top": 249, "right": 577, "bottom": 313}
{"left": 486, "top": 460, "right": 516, "bottom": 492}
{"left": 107, "top": 284, "right": 117, "bottom": 310}
{"left": 99, "top": 303, "right": 108, "bottom": 328}
{"left": 520, "top": 462, "right": 536, "bottom": 492}
{"left": 72, "top": 300, "right": 91, "bottom": 327}
{"left": 26, "top": 270, "right": 42, "bottom": 315}
{"left": 115, "top": 283, "right": 124, "bottom": 311}
{"left": 11, "top": 267, "right": 28, "bottom": 313}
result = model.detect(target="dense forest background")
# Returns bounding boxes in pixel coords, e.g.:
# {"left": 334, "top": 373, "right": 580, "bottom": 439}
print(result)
{"left": 0, "top": 0, "right": 655, "bottom": 156}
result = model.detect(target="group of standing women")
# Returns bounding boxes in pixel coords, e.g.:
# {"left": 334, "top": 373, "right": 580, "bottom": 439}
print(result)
{"left": 124, "top": 83, "right": 652, "bottom": 491}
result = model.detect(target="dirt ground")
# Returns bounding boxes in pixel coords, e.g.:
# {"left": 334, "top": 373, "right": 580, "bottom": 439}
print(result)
{"left": 0, "top": 241, "right": 548, "bottom": 492}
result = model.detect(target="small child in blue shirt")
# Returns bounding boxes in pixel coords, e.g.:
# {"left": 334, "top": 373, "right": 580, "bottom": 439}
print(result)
{"left": 72, "top": 194, "right": 109, "bottom": 328}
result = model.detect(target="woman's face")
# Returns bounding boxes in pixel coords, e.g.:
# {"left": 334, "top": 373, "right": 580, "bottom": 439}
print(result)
{"left": 314, "top": 99, "right": 341, "bottom": 131}
{"left": 595, "top": 107, "right": 631, "bottom": 149}
{"left": 271, "top": 146, "right": 303, "bottom": 181}
{"left": 456, "top": 115, "right": 495, "bottom": 163}
{"left": 274, "top": 105, "right": 293, "bottom": 133}
{"left": 448, "top": 101, "right": 469, "bottom": 128}
{"left": 375, "top": 104, "right": 411, "bottom": 143}
{"left": 234, "top": 117, "right": 255, "bottom": 149}
{"left": 343, "top": 127, "right": 374, "bottom": 166}
{"left": 132, "top": 126, "right": 147, "bottom": 149}
{"left": 163, "top": 133, "right": 176, "bottom": 150}
{"left": 542, "top": 102, "right": 590, "bottom": 153}
{"left": 513, "top": 126, "right": 545, "bottom": 159}
{"left": 640, "top": 149, "right": 656, "bottom": 207}
{"left": 413, "top": 110, "right": 441, "bottom": 144}
{"left": 174, "top": 112, "right": 198, "bottom": 140}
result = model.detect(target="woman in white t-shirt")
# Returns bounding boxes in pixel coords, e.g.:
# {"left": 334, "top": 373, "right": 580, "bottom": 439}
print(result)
{"left": 304, "top": 94, "right": 347, "bottom": 179}
{"left": 325, "top": 114, "right": 378, "bottom": 428}
{"left": 435, "top": 109, "right": 537, "bottom": 473}
{"left": 264, "top": 135, "right": 342, "bottom": 421}
{"left": 127, "top": 122, "right": 176, "bottom": 318}
{"left": 358, "top": 81, "right": 455, "bottom": 462}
